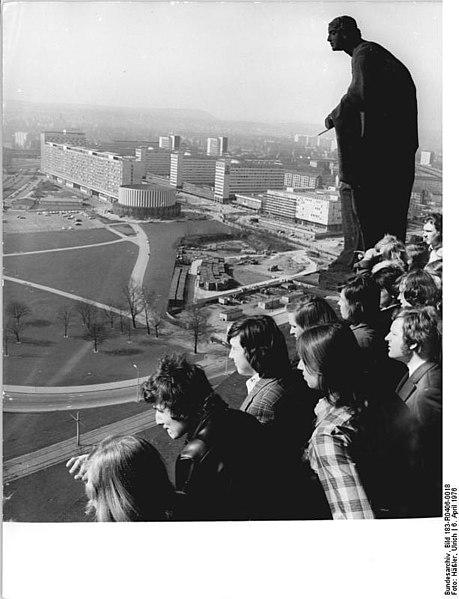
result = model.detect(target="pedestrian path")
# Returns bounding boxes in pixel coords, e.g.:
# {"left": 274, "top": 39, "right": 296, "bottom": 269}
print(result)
{"left": 3, "top": 411, "right": 156, "bottom": 484}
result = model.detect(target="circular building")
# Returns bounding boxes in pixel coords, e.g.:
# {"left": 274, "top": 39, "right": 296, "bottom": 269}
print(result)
{"left": 114, "top": 183, "right": 181, "bottom": 219}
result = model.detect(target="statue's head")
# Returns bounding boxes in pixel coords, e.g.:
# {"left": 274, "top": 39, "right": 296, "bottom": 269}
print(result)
{"left": 327, "top": 16, "right": 361, "bottom": 52}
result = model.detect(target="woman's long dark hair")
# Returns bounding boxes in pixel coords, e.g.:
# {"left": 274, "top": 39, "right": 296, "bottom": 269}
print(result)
{"left": 297, "top": 322, "right": 366, "bottom": 412}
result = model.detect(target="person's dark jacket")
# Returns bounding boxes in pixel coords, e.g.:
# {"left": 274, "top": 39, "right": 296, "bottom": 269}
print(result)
{"left": 175, "top": 393, "right": 273, "bottom": 521}
{"left": 239, "top": 368, "right": 328, "bottom": 519}
{"left": 395, "top": 361, "right": 442, "bottom": 517}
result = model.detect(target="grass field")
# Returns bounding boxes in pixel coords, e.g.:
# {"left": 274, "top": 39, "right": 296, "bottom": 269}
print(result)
{"left": 3, "top": 241, "right": 138, "bottom": 303}
{"left": 2, "top": 219, "right": 233, "bottom": 386}
{"left": 3, "top": 228, "right": 120, "bottom": 254}
{"left": 3, "top": 281, "right": 191, "bottom": 386}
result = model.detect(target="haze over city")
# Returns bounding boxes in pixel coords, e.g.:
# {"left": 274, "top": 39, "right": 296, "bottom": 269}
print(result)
{"left": 3, "top": 1, "right": 441, "bottom": 134}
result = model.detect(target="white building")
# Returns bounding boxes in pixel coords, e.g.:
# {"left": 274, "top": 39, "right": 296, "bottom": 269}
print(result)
{"left": 41, "top": 139, "right": 143, "bottom": 202}
{"left": 214, "top": 159, "right": 284, "bottom": 203}
{"left": 159, "top": 135, "right": 181, "bottom": 150}
{"left": 261, "top": 188, "right": 341, "bottom": 232}
{"left": 207, "top": 136, "right": 228, "bottom": 156}
{"left": 170, "top": 152, "right": 217, "bottom": 188}
{"left": 135, "top": 147, "right": 172, "bottom": 177}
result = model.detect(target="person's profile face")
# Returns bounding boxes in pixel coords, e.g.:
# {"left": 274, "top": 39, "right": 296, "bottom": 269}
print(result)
{"left": 228, "top": 334, "right": 256, "bottom": 377}
{"left": 297, "top": 359, "right": 321, "bottom": 390}
{"left": 154, "top": 406, "right": 188, "bottom": 440}
{"left": 423, "top": 222, "right": 440, "bottom": 247}
{"left": 337, "top": 289, "right": 351, "bottom": 320}
{"left": 288, "top": 312, "right": 304, "bottom": 339}
{"left": 385, "top": 317, "right": 410, "bottom": 362}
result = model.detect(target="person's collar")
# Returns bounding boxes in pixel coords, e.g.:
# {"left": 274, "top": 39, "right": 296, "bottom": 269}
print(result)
{"left": 314, "top": 397, "right": 332, "bottom": 421}
{"left": 246, "top": 373, "right": 260, "bottom": 394}
{"left": 407, "top": 353, "right": 426, "bottom": 377}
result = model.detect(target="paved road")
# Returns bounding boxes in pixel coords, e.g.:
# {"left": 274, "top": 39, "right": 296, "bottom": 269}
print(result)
{"left": 3, "top": 410, "right": 158, "bottom": 483}
{"left": 3, "top": 363, "right": 233, "bottom": 413}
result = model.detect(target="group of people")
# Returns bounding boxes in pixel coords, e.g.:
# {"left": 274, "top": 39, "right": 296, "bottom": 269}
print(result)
{"left": 67, "top": 219, "right": 442, "bottom": 521}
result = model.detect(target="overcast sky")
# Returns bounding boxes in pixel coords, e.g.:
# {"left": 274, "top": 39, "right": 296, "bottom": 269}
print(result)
{"left": 3, "top": 1, "right": 442, "bottom": 131}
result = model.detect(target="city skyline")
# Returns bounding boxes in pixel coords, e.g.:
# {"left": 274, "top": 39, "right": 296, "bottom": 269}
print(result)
{"left": 3, "top": 1, "right": 442, "bottom": 133}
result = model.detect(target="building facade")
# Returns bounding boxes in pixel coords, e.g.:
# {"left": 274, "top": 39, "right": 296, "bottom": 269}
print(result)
{"left": 41, "top": 139, "right": 143, "bottom": 202}
{"left": 207, "top": 136, "right": 228, "bottom": 156}
{"left": 284, "top": 170, "right": 321, "bottom": 189}
{"left": 170, "top": 152, "right": 217, "bottom": 188}
{"left": 115, "top": 183, "right": 180, "bottom": 218}
{"left": 261, "top": 188, "right": 342, "bottom": 232}
{"left": 214, "top": 159, "right": 284, "bottom": 203}
{"left": 136, "top": 147, "right": 172, "bottom": 177}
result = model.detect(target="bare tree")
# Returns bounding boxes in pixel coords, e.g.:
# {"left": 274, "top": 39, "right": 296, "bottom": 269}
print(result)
{"left": 83, "top": 320, "right": 108, "bottom": 353}
{"left": 183, "top": 304, "right": 212, "bottom": 354}
{"left": 111, "top": 301, "right": 126, "bottom": 334}
{"left": 140, "top": 286, "right": 161, "bottom": 336}
{"left": 102, "top": 305, "right": 116, "bottom": 329}
{"left": 151, "top": 309, "right": 163, "bottom": 339}
{"left": 77, "top": 303, "right": 96, "bottom": 329}
{"left": 6, "top": 301, "right": 32, "bottom": 343}
{"left": 120, "top": 281, "right": 142, "bottom": 329}
{"left": 56, "top": 306, "right": 73, "bottom": 338}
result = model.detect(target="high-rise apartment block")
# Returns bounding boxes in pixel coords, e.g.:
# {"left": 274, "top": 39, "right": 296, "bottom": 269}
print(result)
{"left": 159, "top": 135, "right": 181, "bottom": 150}
{"left": 40, "top": 131, "right": 87, "bottom": 171}
{"left": 14, "top": 132, "right": 29, "bottom": 149}
{"left": 41, "top": 140, "right": 143, "bottom": 201}
{"left": 420, "top": 151, "right": 434, "bottom": 166}
{"left": 207, "top": 136, "right": 228, "bottom": 156}
{"left": 214, "top": 159, "right": 284, "bottom": 203}
{"left": 170, "top": 152, "right": 217, "bottom": 188}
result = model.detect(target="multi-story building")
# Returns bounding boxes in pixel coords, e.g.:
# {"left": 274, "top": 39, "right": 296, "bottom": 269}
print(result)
{"left": 40, "top": 131, "right": 87, "bottom": 171}
{"left": 115, "top": 183, "right": 180, "bottom": 218}
{"left": 420, "top": 151, "right": 434, "bottom": 166}
{"left": 41, "top": 139, "right": 143, "bottom": 202}
{"left": 170, "top": 152, "right": 217, "bottom": 188}
{"left": 159, "top": 135, "right": 181, "bottom": 150}
{"left": 135, "top": 147, "right": 172, "bottom": 177}
{"left": 14, "top": 132, "right": 29, "bottom": 149}
{"left": 295, "top": 189, "right": 342, "bottom": 232}
{"left": 294, "top": 134, "right": 308, "bottom": 146}
{"left": 284, "top": 170, "right": 321, "bottom": 189}
{"left": 261, "top": 188, "right": 341, "bottom": 232}
{"left": 207, "top": 136, "right": 228, "bottom": 156}
{"left": 263, "top": 190, "right": 297, "bottom": 222}
{"left": 214, "top": 159, "right": 284, "bottom": 203}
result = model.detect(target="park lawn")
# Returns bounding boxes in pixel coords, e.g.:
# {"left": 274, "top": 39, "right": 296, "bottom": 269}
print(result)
{"left": 109, "top": 223, "right": 136, "bottom": 236}
{"left": 3, "top": 241, "right": 138, "bottom": 304}
{"left": 3, "top": 228, "right": 120, "bottom": 254}
{"left": 3, "top": 281, "right": 190, "bottom": 386}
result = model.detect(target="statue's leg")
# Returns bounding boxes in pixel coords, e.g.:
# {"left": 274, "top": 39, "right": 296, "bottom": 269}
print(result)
{"left": 331, "top": 185, "right": 363, "bottom": 268}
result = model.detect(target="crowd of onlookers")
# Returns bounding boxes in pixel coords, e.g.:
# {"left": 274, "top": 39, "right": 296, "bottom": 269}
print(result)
{"left": 67, "top": 213, "right": 443, "bottom": 522}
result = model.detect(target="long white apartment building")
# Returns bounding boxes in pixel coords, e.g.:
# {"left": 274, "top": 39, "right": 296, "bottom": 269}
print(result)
{"left": 135, "top": 147, "right": 172, "bottom": 177}
{"left": 170, "top": 152, "right": 217, "bottom": 188}
{"left": 207, "top": 136, "right": 228, "bottom": 156}
{"left": 214, "top": 159, "right": 284, "bottom": 203}
{"left": 40, "top": 131, "right": 87, "bottom": 171}
{"left": 262, "top": 188, "right": 342, "bottom": 232}
{"left": 41, "top": 140, "right": 143, "bottom": 202}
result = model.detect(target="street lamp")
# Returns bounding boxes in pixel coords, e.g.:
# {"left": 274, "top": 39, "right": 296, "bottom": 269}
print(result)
{"left": 133, "top": 364, "right": 140, "bottom": 402}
